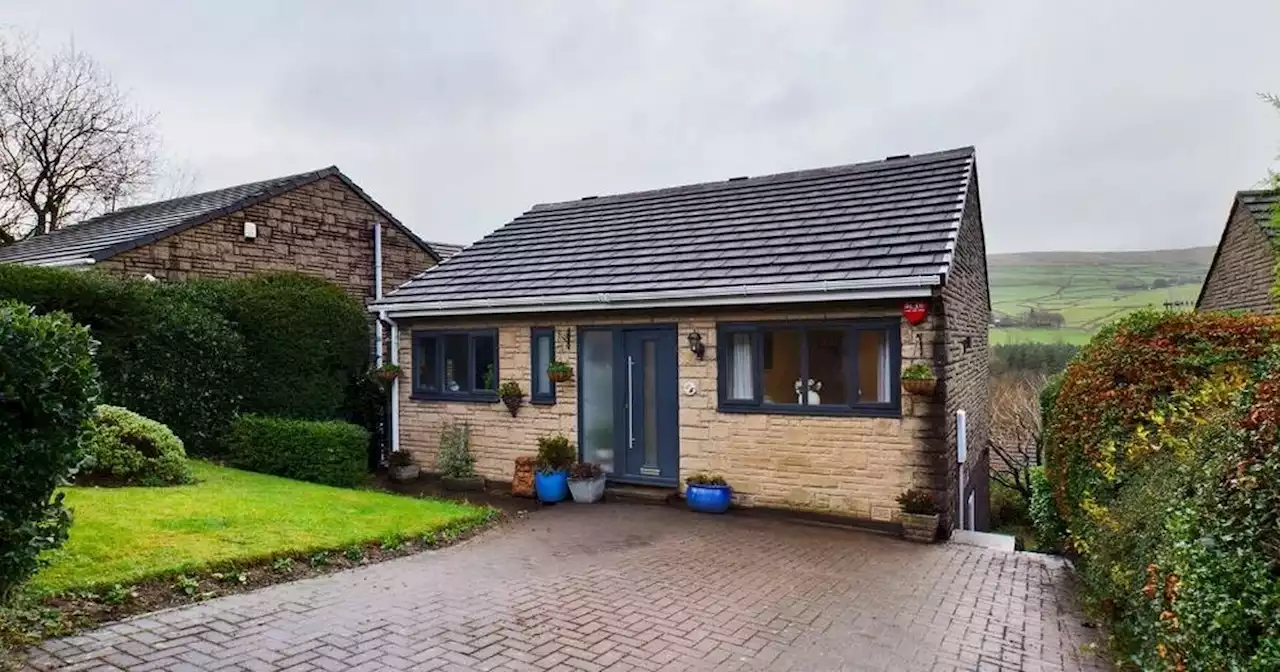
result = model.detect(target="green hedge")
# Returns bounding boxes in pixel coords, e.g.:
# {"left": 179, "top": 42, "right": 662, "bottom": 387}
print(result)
{"left": 82, "top": 405, "right": 191, "bottom": 486}
{"left": 0, "top": 267, "right": 374, "bottom": 457}
{"left": 0, "top": 265, "right": 243, "bottom": 455}
{"left": 0, "top": 301, "right": 99, "bottom": 601}
{"left": 228, "top": 415, "right": 369, "bottom": 487}
{"left": 172, "top": 273, "right": 370, "bottom": 421}
{"left": 1041, "top": 311, "right": 1280, "bottom": 668}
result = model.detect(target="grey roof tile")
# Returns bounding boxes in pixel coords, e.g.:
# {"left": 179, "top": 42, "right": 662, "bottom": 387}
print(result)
{"left": 1239, "top": 189, "right": 1279, "bottom": 238}
{"left": 379, "top": 147, "right": 977, "bottom": 307}
{"left": 0, "top": 167, "right": 436, "bottom": 266}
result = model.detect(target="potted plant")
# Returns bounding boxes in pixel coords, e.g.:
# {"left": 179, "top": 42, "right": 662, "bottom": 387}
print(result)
{"left": 498, "top": 380, "right": 524, "bottom": 417}
{"left": 388, "top": 450, "right": 419, "bottom": 482}
{"left": 534, "top": 434, "right": 576, "bottom": 503}
{"left": 901, "top": 363, "right": 938, "bottom": 396}
{"left": 438, "top": 421, "right": 484, "bottom": 491}
{"left": 372, "top": 363, "right": 402, "bottom": 385}
{"left": 568, "top": 462, "right": 605, "bottom": 503}
{"left": 897, "top": 488, "right": 940, "bottom": 543}
{"left": 684, "top": 472, "right": 732, "bottom": 514}
{"left": 547, "top": 360, "right": 574, "bottom": 384}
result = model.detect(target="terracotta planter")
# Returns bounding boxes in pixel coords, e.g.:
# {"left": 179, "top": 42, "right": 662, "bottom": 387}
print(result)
{"left": 390, "top": 464, "right": 420, "bottom": 483}
{"left": 900, "top": 512, "right": 940, "bottom": 543}
{"left": 441, "top": 475, "right": 485, "bottom": 492}
{"left": 902, "top": 378, "right": 938, "bottom": 396}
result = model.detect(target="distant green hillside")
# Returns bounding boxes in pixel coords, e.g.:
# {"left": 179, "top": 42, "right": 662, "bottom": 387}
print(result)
{"left": 987, "top": 247, "right": 1214, "bottom": 345}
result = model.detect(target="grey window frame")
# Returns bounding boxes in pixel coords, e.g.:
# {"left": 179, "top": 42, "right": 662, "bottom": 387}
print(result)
{"left": 530, "top": 327, "right": 556, "bottom": 405}
{"left": 716, "top": 319, "right": 901, "bottom": 418}
{"left": 411, "top": 329, "right": 499, "bottom": 402}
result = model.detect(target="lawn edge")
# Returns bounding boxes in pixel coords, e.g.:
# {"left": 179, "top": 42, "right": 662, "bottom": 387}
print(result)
{"left": 2, "top": 507, "right": 506, "bottom": 666}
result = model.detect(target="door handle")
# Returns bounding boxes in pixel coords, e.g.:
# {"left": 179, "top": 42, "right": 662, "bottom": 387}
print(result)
{"left": 627, "top": 355, "right": 635, "bottom": 450}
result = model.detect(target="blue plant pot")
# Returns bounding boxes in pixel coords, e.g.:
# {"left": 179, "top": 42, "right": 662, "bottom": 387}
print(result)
{"left": 686, "top": 484, "right": 732, "bottom": 514}
{"left": 535, "top": 470, "right": 569, "bottom": 503}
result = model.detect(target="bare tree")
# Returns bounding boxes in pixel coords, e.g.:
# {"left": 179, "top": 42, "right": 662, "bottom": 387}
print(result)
{"left": 0, "top": 35, "right": 157, "bottom": 245}
{"left": 987, "top": 373, "right": 1047, "bottom": 502}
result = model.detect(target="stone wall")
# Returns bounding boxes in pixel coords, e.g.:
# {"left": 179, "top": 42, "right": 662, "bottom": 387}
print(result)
{"left": 395, "top": 302, "right": 955, "bottom": 526}
{"left": 1198, "top": 200, "right": 1277, "bottom": 314}
{"left": 96, "top": 176, "right": 434, "bottom": 303}
{"left": 939, "top": 172, "right": 993, "bottom": 531}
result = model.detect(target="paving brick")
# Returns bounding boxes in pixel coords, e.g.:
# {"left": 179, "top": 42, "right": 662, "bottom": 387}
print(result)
{"left": 23, "top": 505, "right": 1103, "bottom": 671}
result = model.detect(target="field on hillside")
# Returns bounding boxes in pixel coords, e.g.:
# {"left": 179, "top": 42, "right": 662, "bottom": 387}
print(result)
{"left": 987, "top": 248, "right": 1213, "bottom": 344}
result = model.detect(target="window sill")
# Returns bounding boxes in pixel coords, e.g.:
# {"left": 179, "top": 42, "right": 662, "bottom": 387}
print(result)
{"left": 530, "top": 397, "right": 557, "bottom": 406}
{"left": 717, "top": 404, "right": 901, "bottom": 419}
{"left": 409, "top": 393, "right": 499, "bottom": 404}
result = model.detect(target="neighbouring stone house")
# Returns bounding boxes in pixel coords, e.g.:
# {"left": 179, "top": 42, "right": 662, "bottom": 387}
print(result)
{"left": 0, "top": 167, "right": 453, "bottom": 304}
{"left": 373, "top": 147, "right": 992, "bottom": 533}
{"left": 1197, "top": 189, "right": 1279, "bottom": 314}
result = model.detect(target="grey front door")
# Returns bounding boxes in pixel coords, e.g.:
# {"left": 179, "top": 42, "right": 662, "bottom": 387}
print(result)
{"left": 620, "top": 328, "right": 679, "bottom": 484}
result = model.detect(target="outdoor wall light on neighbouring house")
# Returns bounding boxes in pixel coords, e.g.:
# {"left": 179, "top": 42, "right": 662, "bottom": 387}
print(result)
{"left": 687, "top": 331, "right": 705, "bottom": 359}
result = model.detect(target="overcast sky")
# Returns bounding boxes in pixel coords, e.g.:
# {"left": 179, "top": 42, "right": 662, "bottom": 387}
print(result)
{"left": 3, "top": 2, "right": 1277, "bottom": 253}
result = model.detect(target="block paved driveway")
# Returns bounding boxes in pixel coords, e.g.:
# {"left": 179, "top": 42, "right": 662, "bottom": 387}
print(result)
{"left": 28, "top": 504, "right": 1104, "bottom": 671}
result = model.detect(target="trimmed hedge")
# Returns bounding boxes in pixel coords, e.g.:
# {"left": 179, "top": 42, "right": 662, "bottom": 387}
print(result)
{"left": 0, "top": 265, "right": 243, "bottom": 455}
{"left": 228, "top": 415, "right": 369, "bottom": 487}
{"left": 172, "top": 273, "right": 370, "bottom": 421}
{"left": 82, "top": 406, "right": 191, "bottom": 486}
{"left": 0, "top": 301, "right": 99, "bottom": 601}
{"left": 1042, "top": 311, "right": 1280, "bottom": 668}
{"left": 0, "top": 267, "right": 374, "bottom": 457}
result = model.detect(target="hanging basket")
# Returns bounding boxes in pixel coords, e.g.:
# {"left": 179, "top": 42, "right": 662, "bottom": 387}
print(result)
{"left": 902, "top": 378, "right": 938, "bottom": 396}
{"left": 501, "top": 394, "right": 522, "bottom": 417}
{"left": 547, "top": 368, "right": 574, "bottom": 384}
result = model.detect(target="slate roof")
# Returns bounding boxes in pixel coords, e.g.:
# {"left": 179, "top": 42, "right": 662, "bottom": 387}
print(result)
{"left": 0, "top": 167, "right": 436, "bottom": 266}
{"left": 1239, "top": 189, "right": 1279, "bottom": 237}
{"left": 378, "top": 147, "right": 977, "bottom": 311}
{"left": 427, "top": 241, "right": 466, "bottom": 260}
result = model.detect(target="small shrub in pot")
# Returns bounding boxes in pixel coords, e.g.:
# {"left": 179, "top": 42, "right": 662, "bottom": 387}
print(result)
{"left": 897, "top": 488, "right": 940, "bottom": 543}
{"left": 533, "top": 434, "right": 575, "bottom": 502}
{"left": 546, "top": 360, "right": 574, "bottom": 383}
{"left": 387, "top": 450, "right": 420, "bottom": 483}
{"left": 567, "top": 462, "right": 605, "bottom": 503}
{"left": 685, "top": 471, "right": 732, "bottom": 513}
{"left": 498, "top": 380, "right": 524, "bottom": 417}
{"left": 439, "top": 421, "right": 483, "bottom": 491}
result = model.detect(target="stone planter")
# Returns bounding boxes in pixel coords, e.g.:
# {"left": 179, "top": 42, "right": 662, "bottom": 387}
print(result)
{"left": 441, "top": 475, "right": 485, "bottom": 492}
{"left": 900, "top": 512, "right": 940, "bottom": 543}
{"left": 512, "top": 457, "right": 536, "bottom": 498}
{"left": 390, "top": 464, "right": 421, "bottom": 483}
{"left": 568, "top": 475, "right": 606, "bottom": 503}
{"left": 902, "top": 378, "right": 938, "bottom": 397}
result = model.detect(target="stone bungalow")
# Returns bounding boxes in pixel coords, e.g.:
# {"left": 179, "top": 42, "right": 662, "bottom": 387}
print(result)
{"left": 1197, "top": 188, "right": 1279, "bottom": 314}
{"left": 0, "top": 166, "right": 456, "bottom": 304}
{"left": 374, "top": 147, "right": 991, "bottom": 532}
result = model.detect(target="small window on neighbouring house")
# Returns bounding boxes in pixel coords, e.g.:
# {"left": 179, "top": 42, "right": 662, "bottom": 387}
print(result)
{"left": 717, "top": 320, "right": 899, "bottom": 417}
{"left": 531, "top": 327, "right": 555, "bottom": 404}
{"left": 412, "top": 329, "right": 498, "bottom": 401}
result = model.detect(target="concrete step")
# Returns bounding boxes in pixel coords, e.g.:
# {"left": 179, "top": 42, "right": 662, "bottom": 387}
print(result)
{"left": 605, "top": 483, "right": 679, "bottom": 505}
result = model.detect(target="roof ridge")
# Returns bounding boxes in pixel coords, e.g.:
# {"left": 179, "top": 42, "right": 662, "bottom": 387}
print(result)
{"left": 530, "top": 147, "right": 974, "bottom": 212}
{"left": 83, "top": 166, "right": 337, "bottom": 224}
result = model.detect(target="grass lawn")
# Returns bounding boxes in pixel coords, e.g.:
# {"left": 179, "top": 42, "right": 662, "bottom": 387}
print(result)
{"left": 31, "top": 461, "right": 487, "bottom": 595}
{"left": 989, "top": 327, "right": 1094, "bottom": 345}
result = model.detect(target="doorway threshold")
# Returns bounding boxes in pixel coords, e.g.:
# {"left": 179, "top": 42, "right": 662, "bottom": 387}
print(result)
{"left": 605, "top": 483, "right": 679, "bottom": 505}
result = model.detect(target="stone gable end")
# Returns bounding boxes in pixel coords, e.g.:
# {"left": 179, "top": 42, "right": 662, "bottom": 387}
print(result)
{"left": 1198, "top": 202, "right": 1277, "bottom": 314}
{"left": 95, "top": 175, "right": 435, "bottom": 303}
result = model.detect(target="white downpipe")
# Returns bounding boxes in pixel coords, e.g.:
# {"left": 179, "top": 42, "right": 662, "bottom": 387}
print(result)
{"left": 956, "top": 409, "right": 969, "bottom": 531}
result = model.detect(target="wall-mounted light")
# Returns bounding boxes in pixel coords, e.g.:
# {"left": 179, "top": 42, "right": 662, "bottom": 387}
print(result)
{"left": 687, "top": 331, "right": 705, "bottom": 360}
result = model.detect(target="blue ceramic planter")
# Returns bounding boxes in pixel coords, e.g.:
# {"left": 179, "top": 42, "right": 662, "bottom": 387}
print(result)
{"left": 686, "top": 484, "right": 732, "bottom": 514}
{"left": 535, "top": 470, "right": 569, "bottom": 503}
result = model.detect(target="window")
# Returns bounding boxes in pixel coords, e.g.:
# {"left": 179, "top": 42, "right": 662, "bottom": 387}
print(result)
{"left": 530, "top": 327, "right": 555, "bottom": 404}
{"left": 412, "top": 329, "right": 498, "bottom": 401}
{"left": 717, "top": 320, "right": 899, "bottom": 416}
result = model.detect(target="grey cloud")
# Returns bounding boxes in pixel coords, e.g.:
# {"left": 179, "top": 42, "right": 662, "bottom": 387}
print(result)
{"left": 2, "top": 0, "right": 1277, "bottom": 252}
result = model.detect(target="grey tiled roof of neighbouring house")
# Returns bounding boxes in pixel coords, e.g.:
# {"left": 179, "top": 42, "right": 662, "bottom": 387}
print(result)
{"left": 427, "top": 241, "right": 466, "bottom": 260}
{"left": 0, "top": 167, "right": 437, "bottom": 267}
{"left": 1239, "top": 189, "right": 1279, "bottom": 237}
{"left": 377, "top": 147, "right": 977, "bottom": 312}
